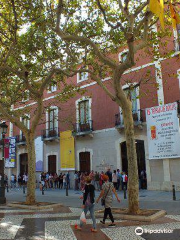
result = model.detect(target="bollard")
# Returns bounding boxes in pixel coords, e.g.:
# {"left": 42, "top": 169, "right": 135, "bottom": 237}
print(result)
{"left": 123, "top": 185, "right": 127, "bottom": 199}
{"left": 172, "top": 185, "right": 176, "bottom": 201}
{"left": 23, "top": 185, "right": 25, "bottom": 194}
{"left": 42, "top": 185, "right": 44, "bottom": 195}
{"left": 66, "top": 185, "right": 68, "bottom": 196}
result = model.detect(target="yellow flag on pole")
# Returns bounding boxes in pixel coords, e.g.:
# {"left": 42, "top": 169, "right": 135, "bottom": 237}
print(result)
{"left": 169, "top": 2, "right": 180, "bottom": 29}
{"left": 149, "top": 0, "right": 165, "bottom": 30}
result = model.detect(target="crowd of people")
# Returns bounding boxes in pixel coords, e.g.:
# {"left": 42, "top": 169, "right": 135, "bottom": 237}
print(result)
{"left": 74, "top": 169, "right": 129, "bottom": 192}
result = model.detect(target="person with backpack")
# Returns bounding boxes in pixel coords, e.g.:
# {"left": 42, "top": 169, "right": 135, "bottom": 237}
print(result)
{"left": 75, "top": 176, "right": 97, "bottom": 232}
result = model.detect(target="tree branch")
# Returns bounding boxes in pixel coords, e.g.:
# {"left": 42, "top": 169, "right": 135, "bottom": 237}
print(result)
{"left": 96, "top": 0, "right": 125, "bottom": 32}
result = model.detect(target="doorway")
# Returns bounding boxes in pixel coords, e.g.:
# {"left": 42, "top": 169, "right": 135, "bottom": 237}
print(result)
{"left": 48, "top": 155, "right": 56, "bottom": 174}
{"left": 79, "top": 152, "right": 90, "bottom": 173}
{"left": 120, "top": 140, "right": 146, "bottom": 188}
{"left": 20, "top": 153, "right": 28, "bottom": 175}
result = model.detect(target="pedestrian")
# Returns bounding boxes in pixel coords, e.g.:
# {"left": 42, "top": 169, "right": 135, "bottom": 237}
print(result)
{"left": 18, "top": 174, "right": 22, "bottom": 188}
{"left": 96, "top": 174, "right": 120, "bottom": 227}
{"left": 122, "top": 172, "right": 128, "bottom": 190}
{"left": 112, "top": 170, "right": 117, "bottom": 190}
{"left": 94, "top": 171, "right": 100, "bottom": 190}
{"left": 63, "top": 174, "right": 66, "bottom": 189}
{"left": 74, "top": 171, "right": 79, "bottom": 191}
{"left": 89, "top": 170, "right": 95, "bottom": 186}
{"left": 99, "top": 171, "right": 104, "bottom": 190}
{"left": 75, "top": 176, "right": 97, "bottom": 232}
{"left": 116, "top": 169, "right": 121, "bottom": 191}
{"left": 10, "top": 174, "right": 15, "bottom": 188}
{"left": 105, "top": 168, "right": 112, "bottom": 182}
{"left": 59, "top": 173, "right": 63, "bottom": 189}
{"left": 80, "top": 172, "right": 85, "bottom": 191}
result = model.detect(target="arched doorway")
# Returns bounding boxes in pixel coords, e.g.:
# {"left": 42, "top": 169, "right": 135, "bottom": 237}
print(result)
{"left": 48, "top": 155, "right": 56, "bottom": 174}
{"left": 20, "top": 153, "right": 28, "bottom": 175}
{"left": 79, "top": 152, "right": 90, "bottom": 173}
{"left": 121, "top": 140, "right": 146, "bottom": 188}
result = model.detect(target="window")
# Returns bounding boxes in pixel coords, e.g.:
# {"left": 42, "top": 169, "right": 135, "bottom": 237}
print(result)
{"left": 77, "top": 71, "right": 88, "bottom": 83}
{"left": 48, "top": 108, "right": 57, "bottom": 130}
{"left": 47, "top": 82, "right": 57, "bottom": 93}
{"left": 22, "top": 116, "right": 29, "bottom": 128}
{"left": 46, "top": 107, "right": 58, "bottom": 131}
{"left": 120, "top": 85, "right": 140, "bottom": 124}
{"left": 119, "top": 50, "right": 128, "bottom": 63}
{"left": 79, "top": 100, "right": 90, "bottom": 123}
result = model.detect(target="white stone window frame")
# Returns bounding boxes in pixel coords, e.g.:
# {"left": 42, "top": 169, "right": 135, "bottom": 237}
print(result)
{"left": 118, "top": 49, "right": 128, "bottom": 63}
{"left": 47, "top": 83, "right": 57, "bottom": 93}
{"left": 20, "top": 114, "right": 30, "bottom": 137}
{"left": 119, "top": 84, "right": 140, "bottom": 124}
{"left": 77, "top": 68, "right": 89, "bottom": 83}
{"left": 45, "top": 106, "right": 58, "bottom": 131}
{"left": 75, "top": 96, "right": 92, "bottom": 123}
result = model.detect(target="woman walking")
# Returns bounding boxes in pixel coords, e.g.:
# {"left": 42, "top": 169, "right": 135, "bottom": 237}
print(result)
{"left": 75, "top": 177, "right": 97, "bottom": 232}
{"left": 96, "top": 174, "right": 120, "bottom": 227}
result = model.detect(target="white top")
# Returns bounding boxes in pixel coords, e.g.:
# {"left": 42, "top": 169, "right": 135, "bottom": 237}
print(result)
{"left": 112, "top": 173, "right": 117, "bottom": 182}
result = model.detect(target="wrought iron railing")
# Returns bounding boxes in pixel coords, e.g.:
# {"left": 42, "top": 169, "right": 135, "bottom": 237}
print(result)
{"left": 41, "top": 127, "right": 60, "bottom": 140}
{"left": 115, "top": 110, "right": 144, "bottom": 127}
{"left": 73, "top": 120, "right": 93, "bottom": 135}
{"left": 16, "top": 134, "right": 26, "bottom": 144}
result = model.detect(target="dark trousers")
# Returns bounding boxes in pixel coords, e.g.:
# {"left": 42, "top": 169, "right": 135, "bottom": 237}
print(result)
{"left": 103, "top": 207, "right": 114, "bottom": 223}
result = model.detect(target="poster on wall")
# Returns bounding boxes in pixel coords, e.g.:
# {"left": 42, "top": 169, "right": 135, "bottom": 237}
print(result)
{"left": 35, "top": 136, "right": 43, "bottom": 171}
{"left": 5, "top": 137, "right": 16, "bottom": 168}
{"left": 60, "top": 131, "right": 75, "bottom": 170}
{"left": 146, "top": 102, "right": 180, "bottom": 159}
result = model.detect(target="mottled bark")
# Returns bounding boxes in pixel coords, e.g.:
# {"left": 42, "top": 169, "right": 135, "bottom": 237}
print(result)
{"left": 122, "top": 101, "right": 139, "bottom": 214}
{"left": 25, "top": 134, "right": 36, "bottom": 204}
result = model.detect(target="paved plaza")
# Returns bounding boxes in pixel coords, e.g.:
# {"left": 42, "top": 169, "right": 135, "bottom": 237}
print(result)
{"left": 0, "top": 188, "right": 180, "bottom": 239}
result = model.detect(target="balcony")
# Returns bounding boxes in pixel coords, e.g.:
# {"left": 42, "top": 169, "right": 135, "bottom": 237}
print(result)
{"left": 16, "top": 134, "right": 26, "bottom": 145}
{"left": 72, "top": 120, "right": 93, "bottom": 136}
{"left": 41, "top": 127, "right": 60, "bottom": 141}
{"left": 115, "top": 110, "right": 143, "bottom": 129}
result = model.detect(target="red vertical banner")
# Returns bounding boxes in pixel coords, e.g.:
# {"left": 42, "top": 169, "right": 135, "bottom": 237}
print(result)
{"left": 4, "top": 139, "right": 9, "bottom": 158}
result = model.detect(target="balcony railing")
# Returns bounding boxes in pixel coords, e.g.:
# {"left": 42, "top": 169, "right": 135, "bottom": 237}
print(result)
{"left": 41, "top": 127, "right": 60, "bottom": 141}
{"left": 115, "top": 110, "right": 143, "bottom": 128}
{"left": 72, "top": 120, "right": 93, "bottom": 136}
{"left": 16, "top": 134, "right": 26, "bottom": 145}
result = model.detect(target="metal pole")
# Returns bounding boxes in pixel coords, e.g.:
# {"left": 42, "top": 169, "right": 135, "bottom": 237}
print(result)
{"left": 123, "top": 185, "right": 127, "bottom": 199}
{"left": 23, "top": 185, "right": 25, "bottom": 194}
{"left": 66, "top": 180, "right": 68, "bottom": 196}
{"left": 42, "top": 185, "right": 44, "bottom": 195}
{"left": 172, "top": 185, "right": 176, "bottom": 201}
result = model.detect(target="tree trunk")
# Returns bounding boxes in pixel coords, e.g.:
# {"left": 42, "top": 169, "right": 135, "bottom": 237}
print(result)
{"left": 25, "top": 134, "right": 36, "bottom": 205}
{"left": 122, "top": 101, "right": 139, "bottom": 214}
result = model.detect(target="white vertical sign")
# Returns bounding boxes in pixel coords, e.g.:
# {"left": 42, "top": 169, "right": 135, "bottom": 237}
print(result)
{"left": 35, "top": 136, "right": 43, "bottom": 171}
{"left": 146, "top": 102, "right": 180, "bottom": 159}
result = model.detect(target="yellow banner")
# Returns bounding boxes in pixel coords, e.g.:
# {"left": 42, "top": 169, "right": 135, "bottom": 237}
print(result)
{"left": 60, "top": 130, "right": 75, "bottom": 170}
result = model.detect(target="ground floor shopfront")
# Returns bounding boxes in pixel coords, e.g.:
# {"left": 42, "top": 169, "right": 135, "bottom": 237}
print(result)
{"left": 3, "top": 126, "right": 180, "bottom": 191}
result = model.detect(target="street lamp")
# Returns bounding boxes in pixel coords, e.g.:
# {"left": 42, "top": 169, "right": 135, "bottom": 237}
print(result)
{"left": 0, "top": 122, "right": 8, "bottom": 204}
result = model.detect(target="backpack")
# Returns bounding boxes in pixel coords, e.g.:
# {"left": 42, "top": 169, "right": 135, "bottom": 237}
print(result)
{"left": 125, "top": 175, "right": 128, "bottom": 182}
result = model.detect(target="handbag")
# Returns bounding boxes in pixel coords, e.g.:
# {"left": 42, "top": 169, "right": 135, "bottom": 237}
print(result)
{"left": 101, "top": 184, "right": 111, "bottom": 206}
